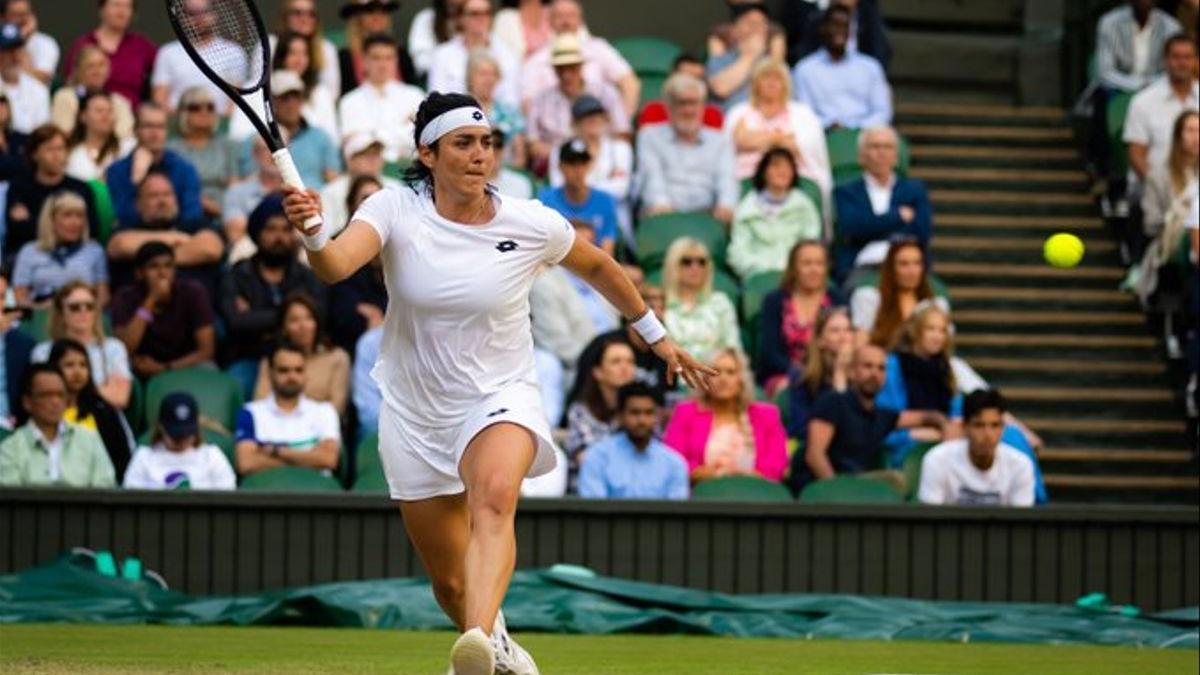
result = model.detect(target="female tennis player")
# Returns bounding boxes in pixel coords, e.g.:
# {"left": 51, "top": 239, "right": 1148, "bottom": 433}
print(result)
{"left": 282, "top": 92, "right": 713, "bottom": 675}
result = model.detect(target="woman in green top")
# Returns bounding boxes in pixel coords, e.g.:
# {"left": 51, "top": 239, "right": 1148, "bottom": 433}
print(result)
{"left": 727, "top": 146, "right": 822, "bottom": 279}
{"left": 662, "top": 237, "right": 742, "bottom": 363}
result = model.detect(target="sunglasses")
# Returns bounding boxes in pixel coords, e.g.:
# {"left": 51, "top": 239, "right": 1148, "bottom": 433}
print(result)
{"left": 65, "top": 301, "right": 96, "bottom": 313}
{"left": 185, "top": 102, "right": 215, "bottom": 113}
{"left": 680, "top": 256, "right": 709, "bottom": 268}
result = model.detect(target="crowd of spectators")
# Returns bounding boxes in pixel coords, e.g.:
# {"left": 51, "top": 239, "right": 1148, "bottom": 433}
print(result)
{"left": 0, "top": 0, "right": 1190, "bottom": 507}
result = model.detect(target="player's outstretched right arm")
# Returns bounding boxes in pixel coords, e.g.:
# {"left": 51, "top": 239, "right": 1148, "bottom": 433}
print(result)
{"left": 282, "top": 186, "right": 382, "bottom": 285}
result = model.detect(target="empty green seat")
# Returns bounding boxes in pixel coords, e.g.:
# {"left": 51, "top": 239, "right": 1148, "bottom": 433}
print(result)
{"left": 636, "top": 211, "right": 728, "bottom": 272}
{"left": 18, "top": 307, "right": 50, "bottom": 343}
{"left": 355, "top": 432, "right": 380, "bottom": 478}
{"left": 1106, "top": 91, "right": 1134, "bottom": 177}
{"left": 239, "top": 467, "right": 343, "bottom": 492}
{"left": 692, "top": 475, "right": 793, "bottom": 502}
{"left": 611, "top": 36, "right": 682, "bottom": 77}
{"left": 901, "top": 442, "right": 937, "bottom": 501}
{"left": 740, "top": 271, "right": 782, "bottom": 324}
{"left": 799, "top": 475, "right": 903, "bottom": 503}
{"left": 144, "top": 367, "right": 244, "bottom": 436}
{"left": 353, "top": 467, "right": 390, "bottom": 493}
{"left": 88, "top": 179, "right": 117, "bottom": 243}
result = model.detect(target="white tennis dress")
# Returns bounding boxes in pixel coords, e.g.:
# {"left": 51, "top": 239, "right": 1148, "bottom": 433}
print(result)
{"left": 354, "top": 183, "right": 576, "bottom": 500}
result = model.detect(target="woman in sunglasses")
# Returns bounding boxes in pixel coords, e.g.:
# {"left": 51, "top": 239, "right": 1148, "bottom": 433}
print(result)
{"left": 662, "top": 237, "right": 742, "bottom": 363}
{"left": 11, "top": 191, "right": 109, "bottom": 308}
{"left": 30, "top": 280, "right": 132, "bottom": 410}
{"left": 167, "top": 86, "right": 237, "bottom": 220}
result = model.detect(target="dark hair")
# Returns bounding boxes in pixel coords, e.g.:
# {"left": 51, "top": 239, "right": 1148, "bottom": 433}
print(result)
{"left": 47, "top": 338, "right": 104, "bottom": 418}
{"left": 672, "top": 53, "right": 703, "bottom": 72}
{"left": 68, "top": 89, "right": 121, "bottom": 165}
{"left": 1164, "top": 33, "right": 1195, "bottom": 57}
{"left": 346, "top": 174, "right": 383, "bottom": 220}
{"left": 24, "top": 124, "right": 67, "bottom": 165}
{"left": 134, "top": 240, "right": 174, "bottom": 268}
{"left": 21, "top": 362, "right": 65, "bottom": 398}
{"left": 278, "top": 292, "right": 330, "bottom": 352}
{"left": 963, "top": 389, "right": 1007, "bottom": 422}
{"left": 579, "top": 338, "right": 633, "bottom": 422}
{"left": 617, "top": 381, "right": 660, "bottom": 411}
{"left": 362, "top": 32, "right": 399, "bottom": 55}
{"left": 272, "top": 31, "right": 318, "bottom": 92}
{"left": 751, "top": 146, "right": 798, "bottom": 192}
{"left": 403, "top": 91, "right": 482, "bottom": 189}
{"left": 136, "top": 169, "right": 175, "bottom": 198}
{"left": 823, "top": 3, "right": 852, "bottom": 24}
{"left": 267, "top": 339, "right": 306, "bottom": 367}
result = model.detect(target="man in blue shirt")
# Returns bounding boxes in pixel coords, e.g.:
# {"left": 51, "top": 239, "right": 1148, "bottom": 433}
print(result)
{"left": 538, "top": 138, "right": 618, "bottom": 256}
{"left": 238, "top": 71, "right": 340, "bottom": 188}
{"left": 791, "top": 4, "right": 891, "bottom": 130}
{"left": 578, "top": 382, "right": 689, "bottom": 500}
{"left": 106, "top": 103, "right": 203, "bottom": 227}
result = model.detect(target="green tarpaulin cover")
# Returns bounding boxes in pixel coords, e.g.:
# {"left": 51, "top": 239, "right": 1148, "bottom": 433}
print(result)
{"left": 1, "top": 554, "right": 1195, "bottom": 649}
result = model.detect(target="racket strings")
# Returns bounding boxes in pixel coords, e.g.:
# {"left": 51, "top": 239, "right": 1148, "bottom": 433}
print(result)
{"left": 169, "top": 0, "right": 264, "bottom": 90}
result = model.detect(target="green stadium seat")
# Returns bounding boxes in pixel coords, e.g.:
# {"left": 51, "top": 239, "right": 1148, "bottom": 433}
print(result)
{"left": 239, "top": 466, "right": 343, "bottom": 492}
{"left": 88, "top": 179, "right": 117, "bottom": 243}
{"left": 691, "top": 475, "right": 793, "bottom": 502}
{"left": 143, "top": 367, "right": 244, "bottom": 436}
{"left": 611, "top": 36, "right": 682, "bottom": 77}
{"left": 773, "top": 386, "right": 791, "bottom": 432}
{"left": 355, "top": 432, "right": 381, "bottom": 480}
{"left": 325, "top": 27, "right": 347, "bottom": 49}
{"left": 799, "top": 475, "right": 904, "bottom": 503}
{"left": 900, "top": 442, "right": 937, "bottom": 501}
{"left": 126, "top": 377, "right": 145, "bottom": 435}
{"left": 636, "top": 211, "right": 728, "bottom": 272}
{"left": 740, "top": 271, "right": 782, "bottom": 324}
{"left": 1106, "top": 91, "right": 1134, "bottom": 177}
{"left": 827, "top": 130, "right": 910, "bottom": 184}
{"left": 798, "top": 176, "right": 824, "bottom": 219}
{"left": 18, "top": 307, "right": 50, "bottom": 343}
{"left": 353, "top": 466, "right": 390, "bottom": 493}
{"left": 637, "top": 73, "right": 669, "bottom": 116}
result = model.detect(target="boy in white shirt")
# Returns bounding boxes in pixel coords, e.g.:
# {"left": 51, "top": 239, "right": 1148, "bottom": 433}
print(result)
{"left": 918, "top": 389, "right": 1035, "bottom": 507}
{"left": 124, "top": 392, "right": 236, "bottom": 490}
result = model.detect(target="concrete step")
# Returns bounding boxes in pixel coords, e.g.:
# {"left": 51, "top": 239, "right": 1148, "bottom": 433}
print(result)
{"left": 1043, "top": 474, "right": 1199, "bottom": 492}
{"left": 931, "top": 190, "right": 1095, "bottom": 217}
{"left": 1002, "top": 385, "right": 1174, "bottom": 403}
{"left": 899, "top": 124, "right": 1074, "bottom": 147}
{"left": 914, "top": 168, "right": 1089, "bottom": 192}
{"left": 970, "top": 355, "right": 1166, "bottom": 376}
{"left": 936, "top": 262, "right": 1126, "bottom": 290}
{"left": 953, "top": 309, "right": 1147, "bottom": 335}
{"left": 935, "top": 214, "right": 1103, "bottom": 236}
{"left": 910, "top": 144, "right": 1079, "bottom": 169}
{"left": 896, "top": 102, "right": 1066, "bottom": 123}
{"left": 1039, "top": 448, "right": 1193, "bottom": 464}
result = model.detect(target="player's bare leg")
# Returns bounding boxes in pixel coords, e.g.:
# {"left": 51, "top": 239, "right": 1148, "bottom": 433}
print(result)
{"left": 398, "top": 494, "right": 470, "bottom": 628}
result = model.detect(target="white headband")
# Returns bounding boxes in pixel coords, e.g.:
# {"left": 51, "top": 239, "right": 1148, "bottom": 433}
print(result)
{"left": 418, "top": 107, "right": 491, "bottom": 147}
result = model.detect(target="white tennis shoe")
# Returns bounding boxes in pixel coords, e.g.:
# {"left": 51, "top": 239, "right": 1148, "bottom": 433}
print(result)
{"left": 492, "top": 610, "right": 539, "bottom": 675}
{"left": 449, "top": 627, "right": 494, "bottom": 675}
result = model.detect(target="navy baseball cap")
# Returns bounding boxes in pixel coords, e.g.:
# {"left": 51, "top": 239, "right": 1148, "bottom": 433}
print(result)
{"left": 0, "top": 23, "right": 23, "bottom": 50}
{"left": 159, "top": 392, "right": 199, "bottom": 439}
{"left": 559, "top": 137, "right": 592, "bottom": 164}
{"left": 570, "top": 95, "right": 607, "bottom": 121}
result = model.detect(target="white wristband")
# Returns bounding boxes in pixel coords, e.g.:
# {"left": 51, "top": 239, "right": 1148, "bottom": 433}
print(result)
{"left": 302, "top": 225, "right": 330, "bottom": 252}
{"left": 631, "top": 310, "right": 667, "bottom": 345}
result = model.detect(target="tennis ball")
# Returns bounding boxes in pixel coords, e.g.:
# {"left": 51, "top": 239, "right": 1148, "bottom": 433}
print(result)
{"left": 1043, "top": 233, "right": 1085, "bottom": 268}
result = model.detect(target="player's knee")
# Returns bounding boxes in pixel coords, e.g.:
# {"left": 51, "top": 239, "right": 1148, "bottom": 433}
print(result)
{"left": 469, "top": 473, "right": 521, "bottom": 521}
{"left": 430, "top": 573, "right": 465, "bottom": 607}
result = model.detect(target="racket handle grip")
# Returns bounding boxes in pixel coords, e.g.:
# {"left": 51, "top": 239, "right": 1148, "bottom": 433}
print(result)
{"left": 272, "top": 148, "right": 323, "bottom": 235}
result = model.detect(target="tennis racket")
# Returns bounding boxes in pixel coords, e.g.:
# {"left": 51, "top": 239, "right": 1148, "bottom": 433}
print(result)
{"left": 164, "top": 0, "right": 322, "bottom": 234}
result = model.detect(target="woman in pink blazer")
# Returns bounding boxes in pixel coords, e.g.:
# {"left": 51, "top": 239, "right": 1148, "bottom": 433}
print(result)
{"left": 663, "top": 348, "right": 789, "bottom": 483}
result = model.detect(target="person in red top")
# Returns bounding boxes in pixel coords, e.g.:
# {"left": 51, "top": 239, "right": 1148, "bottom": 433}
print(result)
{"left": 62, "top": 0, "right": 157, "bottom": 107}
{"left": 637, "top": 54, "right": 724, "bottom": 130}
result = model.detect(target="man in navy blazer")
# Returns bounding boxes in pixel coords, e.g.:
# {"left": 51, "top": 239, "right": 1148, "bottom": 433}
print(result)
{"left": 832, "top": 126, "right": 932, "bottom": 282}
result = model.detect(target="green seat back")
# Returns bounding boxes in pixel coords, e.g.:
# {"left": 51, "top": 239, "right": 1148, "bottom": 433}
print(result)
{"left": 1107, "top": 91, "right": 1134, "bottom": 177}
{"left": 144, "top": 367, "right": 244, "bottom": 436}
{"left": 88, "top": 179, "right": 117, "bottom": 243}
{"left": 18, "top": 307, "right": 50, "bottom": 343}
{"left": 611, "top": 36, "right": 682, "bottom": 77}
{"left": 325, "top": 27, "right": 348, "bottom": 49}
{"left": 353, "top": 466, "right": 390, "bottom": 493}
{"left": 799, "top": 475, "right": 904, "bottom": 503}
{"left": 827, "top": 130, "right": 910, "bottom": 184}
{"left": 636, "top": 211, "right": 729, "bottom": 272}
{"left": 239, "top": 466, "right": 343, "bottom": 492}
{"left": 355, "top": 432, "right": 380, "bottom": 479}
{"left": 691, "top": 475, "right": 793, "bottom": 502}
{"left": 901, "top": 442, "right": 937, "bottom": 501}
{"left": 137, "top": 427, "right": 236, "bottom": 467}
{"left": 740, "top": 271, "right": 782, "bottom": 325}
{"left": 637, "top": 73, "right": 669, "bottom": 115}
{"left": 773, "top": 386, "right": 791, "bottom": 434}
{"left": 125, "top": 377, "right": 144, "bottom": 435}
{"left": 798, "top": 176, "right": 824, "bottom": 219}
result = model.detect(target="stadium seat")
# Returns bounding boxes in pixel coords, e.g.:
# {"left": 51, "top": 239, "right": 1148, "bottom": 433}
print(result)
{"left": 611, "top": 36, "right": 682, "bottom": 77}
{"left": 637, "top": 73, "right": 669, "bottom": 115}
{"left": 17, "top": 307, "right": 50, "bottom": 343}
{"left": 828, "top": 129, "right": 911, "bottom": 184}
{"left": 798, "top": 475, "right": 904, "bottom": 503}
{"left": 143, "top": 367, "right": 244, "bottom": 436}
{"left": 88, "top": 179, "right": 117, "bottom": 243}
{"left": 636, "top": 211, "right": 729, "bottom": 272}
{"left": 798, "top": 176, "right": 824, "bottom": 220}
{"left": 126, "top": 378, "right": 145, "bottom": 435}
{"left": 740, "top": 271, "right": 782, "bottom": 324}
{"left": 1106, "top": 91, "right": 1133, "bottom": 177}
{"left": 773, "top": 386, "right": 791, "bottom": 433}
{"left": 691, "top": 475, "right": 793, "bottom": 502}
{"left": 239, "top": 466, "right": 343, "bottom": 492}
{"left": 355, "top": 432, "right": 381, "bottom": 479}
{"left": 900, "top": 442, "right": 937, "bottom": 501}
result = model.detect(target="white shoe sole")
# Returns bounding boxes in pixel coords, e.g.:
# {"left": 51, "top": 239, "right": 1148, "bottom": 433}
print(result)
{"left": 451, "top": 629, "right": 495, "bottom": 675}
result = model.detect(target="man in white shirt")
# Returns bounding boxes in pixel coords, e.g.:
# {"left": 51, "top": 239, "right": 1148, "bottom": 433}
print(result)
{"left": 151, "top": 0, "right": 248, "bottom": 114}
{"left": 426, "top": 0, "right": 520, "bottom": 107}
{"left": 233, "top": 343, "right": 341, "bottom": 478}
{"left": 2, "top": 0, "right": 56, "bottom": 85}
{"left": 1123, "top": 36, "right": 1199, "bottom": 186}
{"left": 519, "top": 0, "right": 639, "bottom": 116}
{"left": 320, "top": 132, "right": 403, "bottom": 232}
{"left": 0, "top": 23, "right": 48, "bottom": 134}
{"left": 917, "top": 389, "right": 1035, "bottom": 507}
{"left": 338, "top": 34, "right": 425, "bottom": 165}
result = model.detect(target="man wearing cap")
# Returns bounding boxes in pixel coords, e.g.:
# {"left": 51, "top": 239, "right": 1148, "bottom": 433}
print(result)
{"left": 0, "top": 364, "right": 115, "bottom": 488}
{"left": 527, "top": 33, "right": 628, "bottom": 169}
{"left": 537, "top": 138, "right": 618, "bottom": 256}
{"left": 0, "top": 21, "right": 48, "bottom": 134}
{"left": 320, "top": 132, "right": 404, "bottom": 231}
{"left": 256, "top": 70, "right": 340, "bottom": 189}
{"left": 519, "top": 0, "right": 639, "bottom": 116}
{"left": 2, "top": 0, "right": 57, "bottom": 85}
{"left": 106, "top": 102, "right": 204, "bottom": 228}
{"left": 220, "top": 194, "right": 327, "bottom": 397}
{"left": 548, "top": 93, "right": 634, "bottom": 241}
{"left": 111, "top": 241, "right": 216, "bottom": 380}
{"left": 151, "top": 0, "right": 248, "bottom": 114}
{"left": 428, "top": 0, "right": 520, "bottom": 107}
{"left": 123, "top": 391, "right": 237, "bottom": 491}
{"left": 338, "top": 34, "right": 425, "bottom": 165}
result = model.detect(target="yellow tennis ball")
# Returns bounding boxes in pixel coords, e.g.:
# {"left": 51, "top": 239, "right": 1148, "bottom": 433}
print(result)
{"left": 1043, "top": 233, "right": 1085, "bottom": 268}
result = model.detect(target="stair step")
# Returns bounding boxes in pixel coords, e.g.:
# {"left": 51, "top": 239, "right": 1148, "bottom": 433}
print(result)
{"left": 896, "top": 102, "right": 1066, "bottom": 121}
{"left": 934, "top": 235, "right": 1113, "bottom": 251}
{"left": 1025, "top": 418, "right": 1185, "bottom": 433}
{"left": 1003, "top": 386, "right": 1173, "bottom": 402}
{"left": 970, "top": 356, "right": 1166, "bottom": 375}
{"left": 1039, "top": 448, "right": 1193, "bottom": 463}
{"left": 957, "top": 333, "right": 1155, "bottom": 349}
{"left": 1043, "top": 474, "right": 1199, "bottom": 491}
{"left": 948, "top": 286, "right": 1129, "bottom": 303}
{"left": 937, "top": 214, "right": 1102, "bottom": 231}
{"left": 911, "top": 145, "right": 1079, "bottom": 167}
{"left": 953, "top": 310, "right": 1144, "bottom": 330}
{"left": 912, "top": 166, "right": 1087, "bottom": 184}
{"left": 930, "top": 190, "right": 1093, "bottom": 206}
{"left": 900, "top": 124, "right": 1074, "bottom": 145}
{"left": 937, "top": 262, "right": 1125, "bottom": 281}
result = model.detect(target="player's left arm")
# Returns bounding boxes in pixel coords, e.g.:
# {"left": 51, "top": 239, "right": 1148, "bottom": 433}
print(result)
{"left": 558, "top": 238, "right": 715, "bottom": 390}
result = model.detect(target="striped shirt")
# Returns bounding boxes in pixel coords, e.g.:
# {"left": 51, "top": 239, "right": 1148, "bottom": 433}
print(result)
{"left": 235, "top": 395, "right": 341, "bottom": 454}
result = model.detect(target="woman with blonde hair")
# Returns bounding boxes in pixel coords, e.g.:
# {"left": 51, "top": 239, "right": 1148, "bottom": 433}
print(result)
{"left": 167, "top": 87, "right": 238, "bottom": 220}
{"left": 11, "top": 191, "right": 109, "bottom": 307}
{"left": 662, "top": 237, "right": 741, "bottom": 362}
{"left": 31, "top": 280, "right": 131, "bottom": 410}
{"left": 664, "top": 347, "right": 788, "bottom": 484}
{"left": 1137, "top": 110, "right": 1199, "bottom": 308}
{"left": 723, "top": 58, "right": 830, "bottom": 200}
{"left": 51, "top": 45, "right": 134, "bottom": 140}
